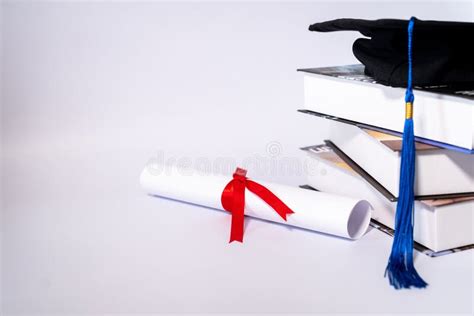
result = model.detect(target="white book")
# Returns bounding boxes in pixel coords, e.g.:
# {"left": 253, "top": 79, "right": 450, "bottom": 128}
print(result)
{"left": 318, "top": 115, "right": 474, "bottom": 197}
{"left": 300, "top": 64, "right": 474, "bottom": 151}
{"left": 303, "top": 144, "right": 474, "bottom": 252}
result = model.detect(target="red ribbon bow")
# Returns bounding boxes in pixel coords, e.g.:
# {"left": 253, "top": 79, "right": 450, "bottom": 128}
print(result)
{"left": 221, "top": 167, "right": 295, "bottom": 243}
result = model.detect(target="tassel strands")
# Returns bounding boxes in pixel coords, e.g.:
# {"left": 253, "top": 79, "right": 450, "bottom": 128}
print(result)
{"left": 385, "top": 17, "right": 428, "bottom": 289}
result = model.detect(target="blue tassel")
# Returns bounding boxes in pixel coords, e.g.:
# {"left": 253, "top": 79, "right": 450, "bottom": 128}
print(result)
{"left": 384, "top": 17, "right": 428, "bottom": 289}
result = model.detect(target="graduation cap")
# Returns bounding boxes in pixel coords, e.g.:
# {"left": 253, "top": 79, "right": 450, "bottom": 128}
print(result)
{"left": 307, "top": 17, "right": 474, "bottom": 289}
{"left": 309, "top": 18, "right": 474, "bottom": 89}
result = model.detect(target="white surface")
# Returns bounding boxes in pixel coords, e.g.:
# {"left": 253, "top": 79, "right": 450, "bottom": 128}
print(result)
{"left": 1, "top": 1, "right": 473, "bottom": 314}
{"left": 140, "top": 163, "right": 371, "bottom": 239}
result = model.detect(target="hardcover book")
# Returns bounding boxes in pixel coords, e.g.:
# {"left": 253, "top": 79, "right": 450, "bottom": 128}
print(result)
{"left": 298, "top": 64, "right": 474, "bottom": 152}
{"left": 302, "top": 144, "right": 474, "bottom": 252}
{"left": 305, "top": 115, "right": 474, "bottom": 198}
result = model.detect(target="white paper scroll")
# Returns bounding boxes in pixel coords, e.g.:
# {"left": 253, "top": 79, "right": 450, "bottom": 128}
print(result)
{"left": 140, "top": 164, "right": 372, "bottom": 240}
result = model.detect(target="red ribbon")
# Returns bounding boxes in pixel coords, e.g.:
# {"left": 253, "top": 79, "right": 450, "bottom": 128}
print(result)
{"left": 221, "top": 167, "right": 295, "bottom": 243}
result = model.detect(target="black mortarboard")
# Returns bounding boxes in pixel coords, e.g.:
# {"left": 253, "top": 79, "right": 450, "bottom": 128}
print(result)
{"left": 309, "top": 18, "right": 474, "bottom": 88}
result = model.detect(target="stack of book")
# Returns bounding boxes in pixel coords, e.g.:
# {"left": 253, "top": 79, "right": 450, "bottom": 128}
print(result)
{"left": 298, "top": 64, "right": 474, "bottom": 256}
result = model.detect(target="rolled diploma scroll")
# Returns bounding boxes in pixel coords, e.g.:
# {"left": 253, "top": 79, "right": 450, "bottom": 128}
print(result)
{"left": 140, "top": 164, "right": 372, "bottom": 240}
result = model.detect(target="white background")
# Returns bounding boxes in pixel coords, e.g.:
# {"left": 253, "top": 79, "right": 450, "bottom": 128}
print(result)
{"left": 1, "top": 1, "right": 473, "bottom": 314}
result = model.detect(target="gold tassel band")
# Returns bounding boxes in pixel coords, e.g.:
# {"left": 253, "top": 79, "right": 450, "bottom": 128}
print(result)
{"left": 405, "top": 102, "right": 413, "bottom": 119}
